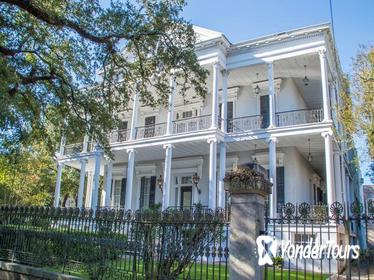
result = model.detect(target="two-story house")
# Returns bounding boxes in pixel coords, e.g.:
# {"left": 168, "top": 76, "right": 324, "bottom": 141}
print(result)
{"left": 54, "top": 23, "right": 361, "bottom": 226}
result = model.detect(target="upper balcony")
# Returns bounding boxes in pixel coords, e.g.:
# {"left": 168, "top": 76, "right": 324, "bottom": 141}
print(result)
{"left": 61, "top": 50, "right": 331, "bottom": 156}
{"left": 108, "top": 115, "right": 212, "bottom": 144}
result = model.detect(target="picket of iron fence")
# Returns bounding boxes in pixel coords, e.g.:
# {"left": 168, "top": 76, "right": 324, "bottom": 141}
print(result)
{"left": 264, "top": 201, "right": 374, "bottom": 280}
{"left": 0, "top": 206, "right": 229, "bottom": 280}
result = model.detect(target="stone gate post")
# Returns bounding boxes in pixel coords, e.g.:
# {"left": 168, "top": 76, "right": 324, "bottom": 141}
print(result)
{"left": 225, "top": 165, "right": 272, "bottom": 280}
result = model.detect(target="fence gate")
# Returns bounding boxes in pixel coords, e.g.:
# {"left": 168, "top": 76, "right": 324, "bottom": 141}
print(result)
{"left": 264, "top": 201, "right": 374, "bottom": 279}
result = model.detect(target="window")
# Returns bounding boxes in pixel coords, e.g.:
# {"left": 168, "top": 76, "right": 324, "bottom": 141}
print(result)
{"left": 294, "top": 233, "right": 316, "bottom": 245}
{"left": 112, "top": 180, "right": 122, "bottom": 208}
{"left": 182, "top": 111, "right": 193, "bottom": 119}
{"left": 260, "top": 95, "right": 269, "bottom": 128}
{"left": 181, "top": 176, "right": 192, "bottom": 184}
{"left": 277, "top": 167, "right": 285, "bottom": 212}
{"left": 118, "top": 121, "right": 128, "bottom": 141}
{"left": 140, "top": 176, "right": 156, "bottom": 209}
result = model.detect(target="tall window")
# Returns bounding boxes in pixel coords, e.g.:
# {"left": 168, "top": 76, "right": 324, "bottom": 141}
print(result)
{"left": 277, "top": 167, "right": 285, "bottom": 212}
{"left": 112, "top": 180, "right": 122, "bottom": 208}
{"left": 140, "top": 176, "right": 156, "bottom": 209}
{"left": 260, "top": 95, "right": 269, "bottom": 128}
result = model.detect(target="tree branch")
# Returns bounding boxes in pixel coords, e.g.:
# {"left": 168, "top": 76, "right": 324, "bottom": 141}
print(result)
{"left": 0, "top": 0, "right": 165, "bottom": 51}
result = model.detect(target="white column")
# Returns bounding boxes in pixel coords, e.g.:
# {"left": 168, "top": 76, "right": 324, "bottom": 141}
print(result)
{"left": 77, "top": 159, "right": 87, "bottom": 208}
{"left": 125, "top": 149, "right": 135, "bottom": 210}
{"left": 54, "top": 162, "right": 63, "bottom": 207}
{"left": 129, "top": 91, "right": 139, "bottom": 140}
{"left": 268, "top": 136, "right": 277, "bottom": 217}
{"left": 322, "top": 131, "right": 335, "bottom": 206}
{"left": 85, "top": 172, "right": 93, "bottom": 208}
{"left": 221, "top": 70, "right": 229, "bottom": 132}
{"left": 82, "top": 135, "right": 89, "bottom": 152}
{"left": 319, "top": 49, "right": 331, "bottom": 122}
{"left": 166, "top": 72, "right": 176, "bottom": 135}
{"left": 334, "top": 152, "right": 342, "bottom": 203}
{"left": 104, "top": 160, "right": 113, "bottom": 207}
{"left": 91, "top": 148, "right": 102, "bottom": 210}
{"left": 162, "top": 144, "right": 173, "bottom": 210}
{"left": 211, "top": 62, "right": 220, "bottom": 129}
{"left": 218, "top": 142, "right": 226, "bottom": 208}
{"left": 59, "top": 136, "right": 66, "bottom": 156}
{"left": 268, "top": 62, "right": 276, "bottom": 128}
{"left": 208, "top": 138, "right": 218, "bottom": 209}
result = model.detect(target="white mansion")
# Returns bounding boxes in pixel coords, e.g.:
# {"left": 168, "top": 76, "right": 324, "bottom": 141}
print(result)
{"left": 54, "top": 23, "right": 362, "bottom": 219}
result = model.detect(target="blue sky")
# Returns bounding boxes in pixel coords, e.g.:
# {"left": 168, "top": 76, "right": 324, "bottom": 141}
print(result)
{"left": 186, "top": 0, "right": 372, "bottom": 184}
{"left": 103, "top": 0, "right": 373, "bottom": 183}
{"left": 182, "top": 0, "right": 373, "bottom": 73}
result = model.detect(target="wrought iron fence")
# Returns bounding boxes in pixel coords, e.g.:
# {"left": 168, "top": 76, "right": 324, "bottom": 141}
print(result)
{"left": 276, "top": 108, "right": 323, "bottom": 127}
{"left": 0, "top": 206, "right": 229, "bottom": 280}
{"left": 229, "top": 115, "right": 263, "bottom": 132}
{"left": 109, "top": 129, "right": 131, "bottom": 143}
{"left": 264, "top": 201, "right": 374, "bottom": 279}
{"left": 173, "top": 115, "right": 211, "bottom": 134}
{"left": 135, "top": 123, "right": 167, "bottom": 140}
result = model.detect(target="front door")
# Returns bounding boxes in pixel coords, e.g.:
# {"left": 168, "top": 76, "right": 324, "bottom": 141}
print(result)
{"left": 144, "top": 116, "right": 156, "bottom": 138}
{"left": 180, "top": 186, "right": 192, "bottom": 209}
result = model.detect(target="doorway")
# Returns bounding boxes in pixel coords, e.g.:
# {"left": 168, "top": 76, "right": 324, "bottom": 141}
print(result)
{"left": 180, "top": 186, "right": 192, "bottom": 209}
{"left": 144, "top": 116, "right": 156, "bottom": 137}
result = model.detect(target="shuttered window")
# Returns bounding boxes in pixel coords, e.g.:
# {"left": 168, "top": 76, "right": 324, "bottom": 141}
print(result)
{"left": 140, "top": 176, "right": 156, "bottom": 209}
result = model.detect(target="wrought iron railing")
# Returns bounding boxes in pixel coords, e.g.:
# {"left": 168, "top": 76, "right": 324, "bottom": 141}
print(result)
{"left": 63, "top": 142, "right": 83, "bottom": 155}
{"left": 276, "top": 108, "right": 323, "bottom": 127}
{"left": 135, "top": 122, "right": 167, "bottom": 139}
{"left": 109, "top": 128, "right": 130, "bottom": 143}
{"left": 0, "top": 206, "right": 229, "bottom": 280}
{"left": 173, "top": 115, "right": 211, "bottom": 134}
{"left": 228, "top": 115, "right": 263, "bottom": 132}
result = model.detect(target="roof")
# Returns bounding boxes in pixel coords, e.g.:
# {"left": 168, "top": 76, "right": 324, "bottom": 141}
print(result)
{"left": 193, "top": 25, "right": 224, "bottom": 42}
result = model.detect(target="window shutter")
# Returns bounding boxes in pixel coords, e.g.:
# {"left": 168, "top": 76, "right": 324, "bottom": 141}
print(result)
{"left": 149, "top": 176, "right": 156, "bottom": 207}
{"left": 120, "top": 178, "right": 127, "bottom": 208}
{"left": 276, "top": 167, "right": 285, "bottom": 212}
{"left": 140, "top": 177, "right": 145, "bottom": 209}
{"left": 260, "top": 95, "right": 269, "bottom": 128}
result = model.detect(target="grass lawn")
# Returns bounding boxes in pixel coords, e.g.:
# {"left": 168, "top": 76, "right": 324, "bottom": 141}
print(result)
{"left": 46, "top": 261, "right": 330, "bottom": 280}
{"left": 265, "top": 268, "right": 328, "bottom": 280}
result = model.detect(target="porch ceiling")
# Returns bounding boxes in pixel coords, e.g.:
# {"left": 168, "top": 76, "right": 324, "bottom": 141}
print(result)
{"left": 226, "top": 133, "right": 326, "bottom": 180}
{"left": 227, "top": 53, "right": 323, "bottom": 109}
{"left": 277, "top": 133, "right": 325, "bottom": 179}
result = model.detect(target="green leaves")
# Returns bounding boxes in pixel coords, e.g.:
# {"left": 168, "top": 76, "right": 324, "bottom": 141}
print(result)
{"left": 0, "top": 0, "right": 207, "bottom": 152}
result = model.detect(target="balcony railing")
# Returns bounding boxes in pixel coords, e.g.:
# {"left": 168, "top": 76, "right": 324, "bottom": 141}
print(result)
{"left": 229, "top": 115, "right": 263, "bottom": 132}
{"left": 276, "top": 108, "right": 323, "bottom": 127}
{"left": 173, "top": 115, "right": 211, "bottom": 134}
{"left": 64, "top": 143, "right": 84, "bottom": 156}
{"left": 109, "top": 129, "right": 130, "bottom": 144}
{"left": 135, "top": 123, "right": 167, "bottom": 140}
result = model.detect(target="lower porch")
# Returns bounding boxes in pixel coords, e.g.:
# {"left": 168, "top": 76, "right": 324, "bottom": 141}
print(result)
{"left": 54, "top": 131, "right": 351, "bottom": 218}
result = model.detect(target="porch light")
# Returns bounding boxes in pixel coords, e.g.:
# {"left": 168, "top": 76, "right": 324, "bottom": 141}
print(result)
{"left": 308, "top": 138, "right": 313, "bottom": 162}
{"left": 157, "top": 175, "right": 163, "bottom": 192}
{"left": 192, "top": 173, "right": 201, "bottom": 194}
{"left": 254, "top": 73, "right": 261, "bottom": 95}
{"left": 303, "top": 65, "right": 309, "bottom": 86}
